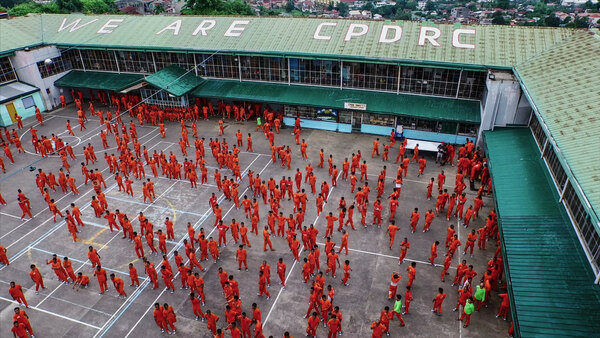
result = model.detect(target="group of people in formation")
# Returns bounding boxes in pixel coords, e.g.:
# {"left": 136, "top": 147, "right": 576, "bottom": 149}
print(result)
{"left": 2, "top": 88, "right": 512, "bottom": 338}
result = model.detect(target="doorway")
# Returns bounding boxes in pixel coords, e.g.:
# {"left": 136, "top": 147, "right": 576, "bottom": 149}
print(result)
{"left": 6, "top": 103, "right": 18, "bottom": 123}
{"left": 351, "top": 112, "right": 362, "bottom": 131}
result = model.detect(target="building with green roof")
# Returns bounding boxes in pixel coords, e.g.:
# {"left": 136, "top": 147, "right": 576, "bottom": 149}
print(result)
{"left": 0, "top": 14, "right": 599, "bottom": 337}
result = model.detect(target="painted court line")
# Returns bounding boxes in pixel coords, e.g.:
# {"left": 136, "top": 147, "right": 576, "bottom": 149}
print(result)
{"left": 262, "top": 170, "right": 342, "bottom": 329}
{"left": 0, "top": 295, "right": 101, "bottom": 330}
{"left": 119, "top": 155, "right": 268, "bottom": 338}
{"left": 29, "top": 246, "right": 130, "bottom": 276}
{"left": 0, "top": 279, "right": 113, "bottom": 317}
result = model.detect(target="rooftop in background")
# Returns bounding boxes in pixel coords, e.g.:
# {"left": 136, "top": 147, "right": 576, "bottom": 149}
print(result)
{"left": 0, "top": 81, "right": 40, "bottom": 104}
{"left": 0, "top": 14, "right": 579, "bottom": 68}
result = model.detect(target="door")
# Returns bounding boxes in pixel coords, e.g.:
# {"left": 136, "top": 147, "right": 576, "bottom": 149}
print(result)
{"left": 6, "top": 103, "right": 18, "bottom": 123}
{"left": 351, "top": 112, "right": 362, "bottom": 130}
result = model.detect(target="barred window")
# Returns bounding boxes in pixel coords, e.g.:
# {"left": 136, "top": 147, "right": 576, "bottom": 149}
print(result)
{"left": 154, "top": 52, "right": 195, "bottom": 71}
{"left": 116, "top": 51, "right": 153, "bottom": 73}
{"left": 398, "top": 66, "right": 463, "bottom": 98}
{"left": 563, "top": 182, "right": 600, "bottom": 269}
{"left": 342, "top": 62, "right": 398, "bottom": 92}
{"left": 458, "top": 71, "right": 487, "bottom": 100}
{"left": 543, "top": 145, "right": 567, "bottom": 189}
{"left": 0, "top": 56, "right": 17, "bottom": 84}
{"left": 240, "top": 56, "right": 287, "bottom": 83}
{"left": 529, "top": 114, "right": 547, "bottom": 149}
{"left": 197, "top": 54, "right": 239, "bottom": 79}
{"left": 80, "top": 49, "right": 119, "bottom": 72}
{"left": 37, "top": 49, "right": 83, "bottom": 78}
{"left": 289, "top": 58, "right": 340, "bottom": 87}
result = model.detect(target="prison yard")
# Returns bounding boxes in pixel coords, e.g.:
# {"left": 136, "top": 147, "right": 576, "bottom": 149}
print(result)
{"left": 1, "top": 13, "right": 600, "bottom": 338}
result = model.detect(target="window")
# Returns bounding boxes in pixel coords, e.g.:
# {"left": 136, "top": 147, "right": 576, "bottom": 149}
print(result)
{"left": 284, "top": 105, "right": 317, "bottom": 119}
{"left": 342, "top": 62, "right": 398, "bottom": 92}
{"left": 399, "top": 66, "right": 462, "bottom": 98}
{"left": 457, "top": 71, "right": 487, "bottom": 100}
{"left": 563, "top": 182, "right": 600, "bottom": 270}
{"left": 153, "top": 52, "right": 195, "bottom": 72}
{"left": 198, "top": 54, "right": 239, "bottom": 79}
{"left": 80, "top": 49, "right": 119, "bottom": 72}
{"left": 116, "top": 51, "right": 153, "bottom": 73}
{"left": 22, "top": 96, "right": 35, "bottom": 109}
{"left": 140, "top": 88, "right": 187, "bottom": 108}
{"left": 543, "top": 145, "right": 567, "bottom": 189}
{"left": 0, "top": 56, "right": 17, "bottom": 84}
{"left": 529, "top": 114, "right": 547, "bottom": 149}
{"left": 457, "top": 123, "right": 478, "bottom": 137}
{"left": 240, "top": 56, "right": 287, "bottom": 82}
{"left": 289, "top": 58, "right": 340, "bottom": 87}
{"left": 37, "top": 49, "right": 83, "bottom": 78}
{"left": 363, "top": 113, "right": 395, "bottom": 126}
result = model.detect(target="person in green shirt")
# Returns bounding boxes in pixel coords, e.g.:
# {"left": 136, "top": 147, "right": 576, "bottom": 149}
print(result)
{"left": 392, "top": 294, "right": 406, "bottom": 326}
{"left": 474, "top": 282, "right": 486, "bottom": 310}
{"left": 459, "top": 297, "right": 475, "bottom": 327}
{"left": 256, "top": 117, "right": 262, "bottom": 131}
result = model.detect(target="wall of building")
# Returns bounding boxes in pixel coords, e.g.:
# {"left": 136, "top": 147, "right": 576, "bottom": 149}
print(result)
{"left": 10, "top": 46, "right": 65, "bottom": 112}
{"left": 478, "top": 71, "right": 524, "bottom": 143}
{"left": 0, "top": 91, "right": 45, "bottom": 127}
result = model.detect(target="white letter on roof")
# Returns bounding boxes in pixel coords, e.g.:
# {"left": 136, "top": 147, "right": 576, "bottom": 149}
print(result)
{"left": 379, "top": 25, "right": 402, "bottom": 43}
{"left": 97, "top": 19, "right": 123, "bottom": 34}
{"left": 418, "top": 26, "right": 441, "bottom": 47}
{"left": 313, "top": 23, "right": 337, "bottom": 40}
{"left": 452, "top": 28, "right": 476, "bottom": 49}
{"left": 344, "top": 23, "right": 369, "bottom": 41}
{"left": 156, "top": 20, "right": 182, "bottom": 36}
{"left": 192, "top": 20, "right": 216, "bottom": 36}
{"left": 224, "top": 20, "right": 250, "bottom": 37}
{"left": 58, "top": 18, "right": 98, "bottom": 33}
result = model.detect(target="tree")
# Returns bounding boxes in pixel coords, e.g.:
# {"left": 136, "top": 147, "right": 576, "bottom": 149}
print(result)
{"left": 81, "top": 0, "right": 115, "bottom": 14}
{"left": 495, "top": 0, "right": 510, "bottom": 10}
{"left": 184, "top": 0, "right": 254, "bottom": 15}
{"left": 543, "top": 13, "right": 561, "bottom": 27}
{"left": 491, "top": 11, "right": 507, "bottom": 25}
{"left": 285, "top": 0, "right": 294, "bottom": 12}
{"left": 361, "top": 1, "right": 374, "bottom": 12}
{"left": 424, "top": 1, "right": 436, "bottom": 11}
{"left": 56, "top": 0, "right": 83, "bottom": 12}
{"left": 336, "top": 2, "right": 349, "bottom": 16}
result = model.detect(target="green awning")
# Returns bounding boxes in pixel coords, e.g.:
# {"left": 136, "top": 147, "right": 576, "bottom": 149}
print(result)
{"left": 144, "top": 65, "right": 205, "bottom": 97}
{"left": 484, "top": 128, "right": 600, "bottom": 338}
{"left": 193, "top": 80, "right": 480, "bottom": 123}
{"left": 54, "top": 70, "right": 144, "bottom": 92}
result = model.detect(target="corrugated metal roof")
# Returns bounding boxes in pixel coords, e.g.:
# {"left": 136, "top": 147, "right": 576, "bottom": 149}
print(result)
{"left": 54, "top": 70, "right": 144, "bottom": 92}
{"left": 515, "top": 31, "right": 600, "bottom": 223}
{"left": 193, "top": 79, "right": 481, "bottom": 123}
{"left": 484, "top": 128, "right": 600, "bottom": 338}
{"left": 0, "top": 16, "right": 44, "bottom": 53}
{"left": 145, "top": 65, "right": 205, "bottom": 97}
{"left": 0, "top": 14, "right": 577, "bottom": 68}
{"left": 0, "top": 81, "right": 40, "bottom": 104}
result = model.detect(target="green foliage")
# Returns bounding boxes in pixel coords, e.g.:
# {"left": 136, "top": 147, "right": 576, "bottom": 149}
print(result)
{"left": 56, "top": 0, "right": 83, "bottom": 12}
{"left": 424, "top": 1, "right": 436, "bottom": 11}
{"left": 184, "top": 0, "right": 254, "bottom": 15}
{"left": 543, "top": 13, "right": 560, "bottom": 26}
{"left": 336, "top": 1, "right": 348, "bottom": 17}
{"left": 491, "top": 10, "right": 507, "bottom": 25}
{"left": 8, "top": 1, "right": 64, "bottom": 15}
{"left": 395, "top": 10, "right": 411, "bottom": 20}
{"left": 285, "top": 0, "right": 294, "bottom": 12}
{"left": 494, "top": 0, "right": 510, "bottom": 10}
{"left": 0, "top": 0, "right": 26, "bottom": 9}
{"left": 81, "top": 0, "right": 115, "bottom": 14}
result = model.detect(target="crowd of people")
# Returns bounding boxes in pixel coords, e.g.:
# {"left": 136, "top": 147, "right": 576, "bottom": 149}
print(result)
{"left": 1, "top": 89, "right": 513, "bottom": 338}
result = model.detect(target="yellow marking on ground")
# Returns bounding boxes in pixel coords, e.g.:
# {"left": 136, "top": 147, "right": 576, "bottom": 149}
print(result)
{"left": 166, "top": 199, "right": 177, "bottom": 226}
{"left": 118, "top": 258, "right": 139, "bottom": 270}
{"left": 82, "top": 228, "right": 109, "bottom": 248}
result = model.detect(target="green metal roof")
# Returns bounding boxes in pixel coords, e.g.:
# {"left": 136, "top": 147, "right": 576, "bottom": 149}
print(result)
{"left": 54, "top": 70, "right": 144, "bottom": 92}
{"left": 484, "top": 128, "right": 600, "bottom": 337}
{"left": 515, "top": 31, "right": 600, "bottom": 224}
{"left": 0, "top": 14, "right": 578, "bottom": 69}
{"left": 144, "top": 65, "right": 205, "bottom": 97}
{"left": 193, "top": 79, "right": 480, "bottom": 123}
